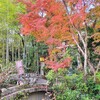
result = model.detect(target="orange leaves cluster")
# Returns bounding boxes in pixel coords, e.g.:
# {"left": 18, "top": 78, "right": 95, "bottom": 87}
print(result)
{"left": 19, "top": 0, "right": 74, "bottom": 45}
{"left": 92, "top": 32, "right": 100, "bottom": 55}
{"left": 18, "top": 0, "right": 90, "bottom": 70}
{"left": 45, "top": 58, "right": 71, "bottom": 71}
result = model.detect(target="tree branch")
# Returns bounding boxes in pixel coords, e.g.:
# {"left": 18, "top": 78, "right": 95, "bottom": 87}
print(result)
{"left": 74, "top": 28, "right": 86, "bottom": 48}
{"left": 92, "top": 18, "right": 97, "bottom": 29}
{"left": 96, "top": 60, "right": 100, "bottom": 73}
{"left": 62, "top": 0, "right": 85, "bottom": 56}
{"left": 71, "top": 33, "right": 85, "bottom": 56}
{"left": 88, "top": 59, "right": 95, "bottom": 74}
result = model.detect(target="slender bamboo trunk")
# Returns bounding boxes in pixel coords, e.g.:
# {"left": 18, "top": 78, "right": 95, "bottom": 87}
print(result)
{"left": 18, "top": 43, "right": 20, "bottom": 60}
{"left": 14, "top": 47, "right": 17, "bottom": 61}
{"left": 12, "top": 43, "right": 14, "bottom": 62}
{"left": 2, "top": 39, "right": 5, "bottom": 65}
{"left": 22, "top": 37, "right": 26, "bottom": 63}
{"left": 6, "top": 30, "right": 9, "bottom": 65}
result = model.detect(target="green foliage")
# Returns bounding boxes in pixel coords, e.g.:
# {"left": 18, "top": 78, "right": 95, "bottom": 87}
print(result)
{"left": 46, "top": 70, "right": 55, "bottom": 81}
{"left": 96, "top": 72, "right": 100, "bottom": 83}
{"left": 23, "top": 36, "right": 48, "bottom": 73}
{"left": 0, "top": 0, "right": 25, "bottom": 28}
{"left": 46, "top": 69, "right": 100, "bottom": 100}
{"left": 0, "top": 0, "right": 26, "bottom": 65}
{"left": 87, "top": 27, "right": 94, "bottom": 35}
{"left": 14, "top": 92, "right": 28, "bottom": 100}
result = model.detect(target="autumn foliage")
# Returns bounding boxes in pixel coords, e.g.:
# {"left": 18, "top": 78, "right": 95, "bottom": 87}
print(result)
{"left": 18, "top": 0, "right": 100, "bottom": 71}
{"left": 18, "top": 0, "right": 87, "bottom": 45}
{"left": 18, "top": 0, "right": 73, "bottom": 70}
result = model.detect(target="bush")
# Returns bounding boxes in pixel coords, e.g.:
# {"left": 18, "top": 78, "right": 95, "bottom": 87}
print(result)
{"left": 46, "top": 69, "right": 100, "bottom": 100}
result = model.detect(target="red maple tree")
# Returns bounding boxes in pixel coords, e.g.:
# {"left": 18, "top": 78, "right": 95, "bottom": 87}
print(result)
{"left": 18, "top": 0, "right": 100, "bottom": 74}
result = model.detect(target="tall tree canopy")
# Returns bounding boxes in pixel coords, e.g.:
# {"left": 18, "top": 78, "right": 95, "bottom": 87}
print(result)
{"left": 18, "top": 0, "right": 100, "bottom": 73}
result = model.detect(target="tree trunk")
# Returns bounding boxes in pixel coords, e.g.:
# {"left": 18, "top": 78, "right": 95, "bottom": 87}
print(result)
{"left": 87, "top": 59, "right": 95, "bottom": 74}
{"left": 12, "top": 43, "right": 14, "bottom": 62}
{"left": 84, "top": 44, "right": 88, "bottom": 76}
{"left": 14, "top": 47, "right": 17, "bottom": 61}
{"left": 77, "top": 51, "right": 83, "bottom": 70}
{"left": 6, "top": 30, "right": 9, "bottom": 65}
{"left": 23, "top": 37, "right": 26, "bottom": 61}
{"left": 18, "top": 42, "right": 20, "bottom": 60}
{"left": 2, "top": 39, "right": 5, "bottom": 65}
